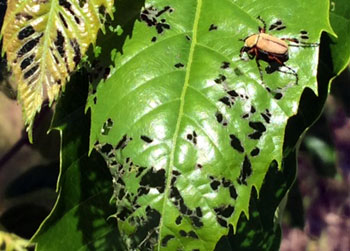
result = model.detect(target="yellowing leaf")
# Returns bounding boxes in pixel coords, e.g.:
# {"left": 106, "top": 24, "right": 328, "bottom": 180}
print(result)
{"left": 1, "top": 0, "right": 114, "bottom": 141}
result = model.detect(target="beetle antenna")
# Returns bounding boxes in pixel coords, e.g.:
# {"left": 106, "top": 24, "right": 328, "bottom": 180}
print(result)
{"left": 257, "top": 16, "right": 267, "bottom": 32}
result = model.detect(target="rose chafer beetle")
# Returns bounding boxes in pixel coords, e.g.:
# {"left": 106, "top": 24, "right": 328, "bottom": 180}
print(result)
{"left": 240, "top": 16, "right": 318, "bottom": 87}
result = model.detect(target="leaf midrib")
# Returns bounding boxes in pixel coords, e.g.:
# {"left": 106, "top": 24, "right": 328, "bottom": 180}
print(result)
{"left": 38, "top": 0, "right": 58, "bottom": 95}
{"left": 157, "top": 0, "right": 203, "bottom": 249}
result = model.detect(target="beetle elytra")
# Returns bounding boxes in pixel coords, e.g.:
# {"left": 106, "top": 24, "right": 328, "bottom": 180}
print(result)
{"left": 240, "top": 16, "right": 318, "bottom": 89}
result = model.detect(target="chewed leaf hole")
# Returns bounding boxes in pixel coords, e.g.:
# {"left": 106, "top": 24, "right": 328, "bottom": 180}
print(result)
{"left": 140, "top": 168, "right": 166, "bottom": 193}
{"left": 140, "top": 5, "right": 173, "bottom": 34}
{"left": 229, "top": 134, "right": 244, "bottom": 153}
{"left": 221, "top": 61, "right": 230, "bottom": 69}
{"left": 141, "top": 135, "right": 153, "bottom": 143}
{"left": 175, "top": 63, "right": 184, "bottom": 68}
{"left": 116, "top": 135, "right": 133, "bottom": 150}
{"left": 18, "top": 25, "right": 35, "bottom": 40}
{"left": 237, "top": 155, "right": 252, "bottom": 185}
{"left": 101, "top": 118, "right": 114, "bottom": 135}
{"left": 161, "top": 235, "right": 175, "bottom": 247}
{"left": 209, "top": 24, "right": 218, "bottom": 31}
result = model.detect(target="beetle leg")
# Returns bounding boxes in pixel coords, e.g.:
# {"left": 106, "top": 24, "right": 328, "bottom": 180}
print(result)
{"left": 247, "top": 48, "right": 256, "bottom": 59}
{"left": 248, "top": 53, "right": 255, "bottom": 60}
{"left": 281, "top": 38, "right": 299, "bottom": 43}
{"left": 288, "top": 42, "right": 319, "bottom": 47}
{"left": 282, "top": 65, "right": 298, "bottom": 85}
{"left": 255, "top": 58, "right": 264, "bottom": 83}
{"left": 257, "top": 16, "right": 266, "bottom": 33}
{"left": 267, "top": 54, "right": 284, "bottom": 65}
{"left": 266, "top": 54, "right": 298, "bottom": 85}
{"left": 277, "top": 65, "right": 299, "bottom": 85}
{"left": 253, "top": 48, "right": 264, "bottom": 82}
{"left": 281, "top": 38, "right": 319, "bottom": 47}
{"left": 255, "top": 58, "right": 273, "bottom": 92}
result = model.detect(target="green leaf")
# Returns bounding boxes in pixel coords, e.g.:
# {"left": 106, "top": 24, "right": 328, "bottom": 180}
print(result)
{"left": 89, "top": 0, "right": 332, "bottom": 250}
{"left": 31, "top": 73, "right": 124, "bottom": 251}
{"left": 326, "top": 0, "right": 350, "bottom": 74}
{"left": 0, "top": 0, "right": 114, "bottom": 141}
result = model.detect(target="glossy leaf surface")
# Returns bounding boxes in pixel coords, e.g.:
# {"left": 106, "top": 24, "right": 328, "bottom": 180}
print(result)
{"left": 89, "top": 0, "right": 332, "bottom": 250}
{"left": 1, "top": 0, "right": 113, "bottom": 140}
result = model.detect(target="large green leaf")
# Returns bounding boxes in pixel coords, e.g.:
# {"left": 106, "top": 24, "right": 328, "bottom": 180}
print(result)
{"left": 0, "top": 0, "right": 113, "bottom": 140}
{"left": 31, "top": 73, "right": 124, "bottom": 251}
{"left": 88, "top": 0, "right": 333, "bottom": 250}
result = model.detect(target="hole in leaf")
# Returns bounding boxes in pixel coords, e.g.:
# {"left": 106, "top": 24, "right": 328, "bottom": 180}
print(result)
{"left": 175, "top": 216, "right": 182, "bottom": 225}
{"left": 18, "top": 25, "right": 35, "bottom": 40}
{"left": 101, "top": 118, "right": 113, "bottom": 135}
{"left": 214, "top": 74, "right": 226, "bottom": 84}
{"left": 116, "top": 135, "right": 131, "bottom": 150}
{"left": 229, "top": 185, "right": 237, "bottom": 199}
{"left": 195, "top": 207, "right": 202, "bottom": 217}
{"left": 70, "top": 39, "right": 81, "bottom": 65}
{"left": 227, "top": 90, "right": 238, "bottom": 97}
{"left": 237, "top": 155, "right": 252, "bottom": 185}
{"left": 210, "top": 180, "right": 220, "bottom": 190}
{"left": 221, "top": 61, "right": 230, "bottom": 69}
{"left": 140, "top": 168, "right": 166, "bottom": 193}
{"left": 141, "top": 135, "right": 153, "bottom": 143}
{"left": 17, "top": 34, "right": 43, "bottom": 58}
{"left": 190, "top": 216, "right": 203, "bottom": 228}
{"left": 188, "top": 231, "right": 199, "bottom": 239}
{"left": 229, "top": 134, "right": 244, "bottom": 153}
{"left": 250, "top": 106, "right": 256, "bottom": 113}
{"left": 175, "top": 63, "right": 184, "bottom": 68}
{"left": 250, "top": 147, "right": 260, "bottom": 156}
{"left": 219, "top": 96, "right": 232, "bottom": 107}
{"left": 161, "top": 235, "right": 175, "bottom": 247}
{"left": 24, "top": 64, "right": 39, "bottom": 79}
{"left": 209, "top": 24, "right": 217, "bottom": 31}
{"left": 54, "top": 30, "right": 65, "bottom": 58}
{"left": 179, "top": 230, "right": 187, "bottom": 237}
{"left": 20, "top": 54, "right": 35, "bottom": 70}
{"left": 58, "top": 12, "right": 68, "bottom": 28}
{"left": 221, "top": 178, "right": 231, "bottom": 187}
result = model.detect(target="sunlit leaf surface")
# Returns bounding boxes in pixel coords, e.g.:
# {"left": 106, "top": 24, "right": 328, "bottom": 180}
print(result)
{"left": 1, "top": 0, "right": 113, "bottom": 139}
{"left": 89, "top": 0, "right": 332, "bottom": 250}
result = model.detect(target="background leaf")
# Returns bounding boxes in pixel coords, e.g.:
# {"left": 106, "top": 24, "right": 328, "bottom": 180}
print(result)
{"left": 326, "top": 0, "right": 350, "bottom": 74}
{"left": 1, "top": 0, "right": 114, "bottom": 140}
{"left": 89, "top": 0, "right": 332, "bottom": 250}
{"left": 31, "top": 73, "right": 124, "bottom": 251}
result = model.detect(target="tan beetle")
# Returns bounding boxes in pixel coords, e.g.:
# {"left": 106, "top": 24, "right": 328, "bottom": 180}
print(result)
{"left": 240, "top": 16, "right": 318, "bottom": 87}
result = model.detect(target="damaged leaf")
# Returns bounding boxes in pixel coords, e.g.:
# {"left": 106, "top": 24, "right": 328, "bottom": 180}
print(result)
{"left": 89, "top": 0, "right": 333, "bottom": 250}
{"left": 1, "top": 0, "right": 113, "bottom": 141}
